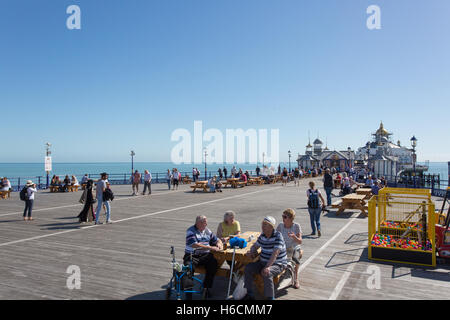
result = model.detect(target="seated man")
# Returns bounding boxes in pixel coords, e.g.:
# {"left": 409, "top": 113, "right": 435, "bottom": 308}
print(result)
{"left": 243, "top": 216, "right": 287, "bottom": 300}
{"left": 365, "top": 175, "right": 374, "bottom": 188}
{"left": 81, "top": 174, "right": 89, "bottom": 185}
{"left": 207, "top": 176, "right": 216, "bottom": 193}
{"left": 371, "top": 180, "right": 381, "bottom": 195}
{"left": 215, "top": 178, "right": 223, "bottom": 193}
{"left": 184, "top": 215, "right": 223, "bottom": 299}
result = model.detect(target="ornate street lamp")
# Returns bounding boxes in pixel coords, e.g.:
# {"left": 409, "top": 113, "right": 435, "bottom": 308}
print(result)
{"left": 130, "top": 150, "right": 135, "bottom": 177}
{"left": 410, "top": 136, "right": 417, "bottom": 187}
{"left": 204, "top": 147, "right": 208, "bottom": 181}
{"left": 45, "top": 142, "right": 51, "bottom": 188}
{"left": 288, "top": 150, "right": 292, "bottom": 173}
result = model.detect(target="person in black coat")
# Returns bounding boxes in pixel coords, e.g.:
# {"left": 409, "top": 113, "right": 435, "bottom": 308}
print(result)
{"left": 78, "top": 180, "right": 96, "bottom": 223}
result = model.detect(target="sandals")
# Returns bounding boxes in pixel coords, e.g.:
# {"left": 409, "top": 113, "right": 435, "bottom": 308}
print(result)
{"left": 293, "top": 279, "right": 300, "bottom": 289}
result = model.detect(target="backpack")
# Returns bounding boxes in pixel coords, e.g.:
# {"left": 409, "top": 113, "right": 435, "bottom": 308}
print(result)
{"left": 307, "top": 189, "right": 319, "bottom": 209}
{"left": 20, "top": 187, "right": 29, "bottom": 201}
{"left": 103, "top": 188, "right": 114, "bottom": 201}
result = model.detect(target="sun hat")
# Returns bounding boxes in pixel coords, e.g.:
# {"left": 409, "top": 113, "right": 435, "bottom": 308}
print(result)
{"left": 263, "top": 216, "right": 276, "bottom": 228}
{"left": 25, "top": 180, "right": 33, "bottom": 186}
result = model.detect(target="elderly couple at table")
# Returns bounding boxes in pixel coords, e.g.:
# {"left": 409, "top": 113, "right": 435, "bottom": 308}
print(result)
{"left": 184, "top": 209, "right": 303, "bottom": 300}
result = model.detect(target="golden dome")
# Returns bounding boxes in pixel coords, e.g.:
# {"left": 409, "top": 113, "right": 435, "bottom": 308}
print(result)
{"left": 375, "top": 122, "right": 390, "bottom": 136}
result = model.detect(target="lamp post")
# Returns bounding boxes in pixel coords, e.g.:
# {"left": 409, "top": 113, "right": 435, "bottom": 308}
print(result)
{"left": 130, "top": 150, "right": 135, "bottom": 177}
{"left": 366, "top": 142, "right": 370, "bottom": 172}
{"left": 410, "top": 136, "right": 417, "bottom": 187}
{"left": 288, "top": 150, "right": 291, "bottom": 173}
{"left": 262, "top": 152, "right": 265, "bottom": 167}
{"left": 45, "top": 142, "right": 51, "bottom": 188}
{"left": 204, "top": 148, "right": 208, "bottom": 181}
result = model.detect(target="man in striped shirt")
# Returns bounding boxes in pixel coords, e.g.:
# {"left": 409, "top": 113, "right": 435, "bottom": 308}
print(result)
{"left": 184, "top": 215, "right": 223, "bottom": 299}
{"left": 243, "top": 216, "right": 287, "bottom": 300}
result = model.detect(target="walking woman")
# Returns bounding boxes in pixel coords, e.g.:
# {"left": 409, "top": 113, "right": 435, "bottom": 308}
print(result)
{"left": 23, "top": 180, "right": 37, "bottom": 221}
{"left": 282, "top": 167, "right": 289, "bottom": 186}
{"left": 78, "top": 179, "right": 96, "bottom": 223}
{"left": 306, "top": 181, "right": 326, "bottom": 237}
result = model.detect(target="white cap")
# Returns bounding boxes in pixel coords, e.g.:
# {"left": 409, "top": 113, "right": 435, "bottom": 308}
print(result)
{"left": 263, "top": 216, "right": 276, "bottom": 228}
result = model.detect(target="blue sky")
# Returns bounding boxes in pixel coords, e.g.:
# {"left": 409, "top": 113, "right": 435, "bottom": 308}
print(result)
{"left": 1, "top": 0, "right": 449, "bottom": 163}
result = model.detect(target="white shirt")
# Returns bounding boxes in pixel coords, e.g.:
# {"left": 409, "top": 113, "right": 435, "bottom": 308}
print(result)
{"left": 144, "top": 173, "right": 152, "bottom": 182}
{"left": 27, "top": 187, "right": 37, "bottom": 200}
{"left": 0, "top": 180, "right": 11, "bottom": 191}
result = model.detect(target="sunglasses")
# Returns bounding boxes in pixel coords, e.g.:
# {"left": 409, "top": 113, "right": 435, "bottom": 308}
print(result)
{"left": 282, "top": 215, "right": 290, "bottom": 219}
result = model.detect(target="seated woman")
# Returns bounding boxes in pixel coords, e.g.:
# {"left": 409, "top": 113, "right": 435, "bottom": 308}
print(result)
{"left": 216, "top": 210, "right": 241, "bottom": 244}
{"left": 276, "top": 208, "right": 303, "bottom": 289}
{"left": 0, "top": 177, "right": 11, "bottom": 191}
{"left": 50, "top": 175, "right": 58, "bottom": 186}
{"left": 341, "top": 173, "right": 352, "bottom": 195}
{"left": 71, "top": 175, "right": 80, "bottom": 187}
{"left": 240, "top": 172, "right": 248, "bottom": 183}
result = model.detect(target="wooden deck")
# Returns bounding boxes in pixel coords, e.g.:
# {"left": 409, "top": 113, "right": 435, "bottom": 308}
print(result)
{"left": 0, "top": 180, "right": 449, "bottom": 300}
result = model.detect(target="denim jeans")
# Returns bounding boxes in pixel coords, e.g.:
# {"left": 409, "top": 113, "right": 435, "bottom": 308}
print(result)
{"left": 308, "top": 207, "right": 322, "bottom": 233}
{"left": 23, "top": 199, "right": 34, "bottom": 217}
{"left": 167, "top": 179, "right": 171, "bottom": 190}
{"left": 95, "top": 195, "right": 111, "bottom": 222}
{"left": 324, "top": 187, "right": 332, "bottom": 206}
{"left": 209, "top": 184, "right": 215, "bottom": 192}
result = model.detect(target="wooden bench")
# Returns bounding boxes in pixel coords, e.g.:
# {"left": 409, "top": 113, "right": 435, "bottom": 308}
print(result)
{"left": 331, "top": 199, "right": 343, "bottom": 208}
{"left": 194, "top": 265, "right": 231, "bottom": 278}
{"left": 49, "top": 186, "right": 60, "bottom": 193}
{"left": 0, "top": 190, "right": 11, "bottom": 199}
{"left": 67, "top": 185, "right": 79, "bottom": 192}
{"left": 183, "top": 177, "right": 192, "bottom": 184}
{"left": 236, "top": 181, "right": 246, "bottom": 187}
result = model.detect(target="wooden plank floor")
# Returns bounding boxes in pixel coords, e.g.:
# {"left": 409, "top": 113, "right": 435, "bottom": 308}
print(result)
{"left": 0, "top": 180, "right": 449, "bottom": 300}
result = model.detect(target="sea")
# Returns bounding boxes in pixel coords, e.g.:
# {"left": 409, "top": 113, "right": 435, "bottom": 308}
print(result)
{"left": 0, "top": 162, "right": 448, "bottom": 186}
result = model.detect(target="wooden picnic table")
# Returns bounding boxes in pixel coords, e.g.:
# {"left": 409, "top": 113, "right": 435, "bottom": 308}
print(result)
{"left": 356, "top": 188, "right": 372, "bottom": 200}
{"left": 211, "top": 231, "right": 287, "bottom": 296}
{"left": 190, "top": 181, "right": 209, "bottom": 192}
{"left": 224, "top": 178, "right": 245, "bottom": 188}
{"left": 195, "top": 231, "right": 261, "bottom": 279}
{"left": 248, "top": 177, "right": 264, "bottom": 186}
{"left": 332, "top": 194, "right": 368, "bottom": 216}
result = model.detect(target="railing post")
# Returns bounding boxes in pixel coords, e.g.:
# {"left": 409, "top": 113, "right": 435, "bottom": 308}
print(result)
{"left": 18, "top": 178, "right": 21, "bottom": 191}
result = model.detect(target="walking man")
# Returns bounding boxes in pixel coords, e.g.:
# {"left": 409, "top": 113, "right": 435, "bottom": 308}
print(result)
{"left": 95, "top": 172, "right": 111, "bottom": 225}
{"left": 142, "top": 170, "right": 152, "bottom": 195}
{"left": 323, "top": 168, "right": 333, "bottom": 207}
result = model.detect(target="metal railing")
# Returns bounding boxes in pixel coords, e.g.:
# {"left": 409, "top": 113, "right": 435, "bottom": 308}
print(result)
{"left": 4, "top": 170, "right": 259, "bottom": 191}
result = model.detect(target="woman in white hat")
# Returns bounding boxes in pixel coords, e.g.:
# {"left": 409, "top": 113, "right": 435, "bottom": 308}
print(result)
{"left": 23, "top": 180, "right": 37, "bottom": 221}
